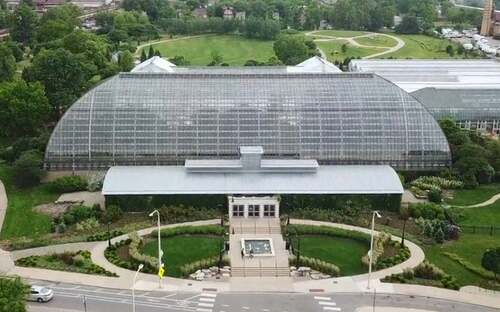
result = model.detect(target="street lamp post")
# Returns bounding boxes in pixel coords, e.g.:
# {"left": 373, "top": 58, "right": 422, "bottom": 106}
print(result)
{"left": 107, "top": 222, "right": 111, "bottom": 247}
{"left": 132, "top": 264, "right": 144, "bottom": 312}
{"left": 368, "top": 210, "right": 382, "bottom": 290}
{"left": 149, "top": 209, "right": 162, "bottom": 289}
{"left": 217, "top": 203, "right": 224, "bottom": 226}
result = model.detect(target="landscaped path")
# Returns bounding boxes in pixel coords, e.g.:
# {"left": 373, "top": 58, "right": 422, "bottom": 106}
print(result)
{"left": 0, "top": 179, "right": 6, "bottom": 234}
{"left": 135, "top": 34, "right": 214, "bottom": 56}
{"left": 455, "top": 193, "right": 500, "bottom": 208}
{"left": 305, "top": 30, "right": 405, "bottom": 59}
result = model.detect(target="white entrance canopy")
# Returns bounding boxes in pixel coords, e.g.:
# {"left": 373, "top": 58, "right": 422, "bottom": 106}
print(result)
{"left": 102, "top": 147, "right": 403, "bottom": 195}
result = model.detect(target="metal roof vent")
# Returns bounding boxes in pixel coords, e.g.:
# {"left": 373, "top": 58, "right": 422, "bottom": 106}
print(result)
{"left": 239, "top": 146, "right": 264, "bottom": 170}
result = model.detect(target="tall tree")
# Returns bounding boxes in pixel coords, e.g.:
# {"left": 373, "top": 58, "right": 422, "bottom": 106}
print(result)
{"left": 23, "top": 48, "right": 93, "bottom": 118}
{"left": 0, "top": 43, "right": 15, "bottom": 82}
{"left": 10, "top": 4, "right": 38, "bottom": 45}
{"left": 273, "top": 35, "right": 314, "bottom": 65}
{"left": 148, "top": 44, "right": 155, "bottom": 59}
{"left": 0, "top": 277, "right": 29, "bottom": 312}
{"left": 118, "top": 50, "right": 135, "bottom": 71}
{"left": 0, "top": 80, "right": 50, "bottom": 138}
{"left": 482, "top": 248, "right": 500, "bottom": 279}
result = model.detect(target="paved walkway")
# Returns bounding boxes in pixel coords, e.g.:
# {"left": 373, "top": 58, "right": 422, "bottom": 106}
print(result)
{"left": 305, "top": 31, "right": 405, "bottom": 59}
{"left": 457, "top": 193, "right": 500, "bottom": 208}
{"left": 0, "top": 179, "right": 7, "bottom": 235}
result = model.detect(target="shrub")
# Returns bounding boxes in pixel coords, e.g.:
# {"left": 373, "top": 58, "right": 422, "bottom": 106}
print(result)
{"left": 50, "top": 175, "right": 88, "bottom": 193}
{"left": 72, "top": 254, "right": 85, "bottom": 267}
{"left": 180, "top": 255, "right": 230, "bottom": 277}
{"left": 413, "top": 262, "right": 445, "bottom": 280}
{"left": 75, "top": 218, "right": 100, "bottom": 232}
{"left": 289, "top": 255, "right": 340, "bottom": 277}
{"left": 62, "top": 205, "right": 101, "bottom": 225}
{"left": 287, "top": 225, "right": 371, "bottom": 244}
{"left": 152, "top": 225, "right": 225, "bottom": 239}
{"left": 410, "top": 176, "right": 463, "bottom": 190}
{"left": 128, "top": 232, "right": 159, "bottom": 269}
{"left": 13, "top": 149, "right": 44, "bottom": 187}
{"left": 101, "top": 205, "right": 123, "bottom": 223}
{"left": 443, "top": 252, "right": 499, "bottom": 281}
{"left": 427, "top": 188, "right": 442, "bottom": 203}
{"left": 86, "top": 230, "right": 124, "bottom": 242}
{"left": 409, "top": 203, "right": 445, "bottom": 220}
{"left": 361, "top": 232, "right": 391, "bottom": 267}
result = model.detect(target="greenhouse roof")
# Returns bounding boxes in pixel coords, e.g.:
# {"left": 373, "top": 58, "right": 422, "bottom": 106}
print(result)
{"left": 45, "top": 70, "right": 450, "bottom": 171}
{"left": 411, "top": 88, "right": 500, "bottom": 121}
{"left": 349, "top": 59, "right": 500, "bottom": 92}
{"left": 102, "top": 164, "right": 404, "bottom": 195}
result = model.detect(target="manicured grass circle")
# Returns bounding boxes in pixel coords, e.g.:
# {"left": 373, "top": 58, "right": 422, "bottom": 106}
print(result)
{"left": 142, "top": 235, "right": 223, "bottom": 277}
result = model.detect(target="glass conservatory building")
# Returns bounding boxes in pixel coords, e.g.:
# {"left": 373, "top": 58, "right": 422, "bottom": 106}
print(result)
{"left": 411, "top": 88, "right": 500, "bottom": 134}
{"left": 44, "top": 68, "right": 451, "bottom": 171}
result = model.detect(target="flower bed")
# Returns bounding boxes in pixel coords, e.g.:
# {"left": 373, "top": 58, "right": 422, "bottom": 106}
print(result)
{"left": 16, "top": 250, "right": 117, "bottom": 277}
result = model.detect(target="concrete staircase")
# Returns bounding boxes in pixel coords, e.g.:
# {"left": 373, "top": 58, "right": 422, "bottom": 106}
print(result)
{"left": 231, "top": 266, "right": 290, "bottom": 277}
{"left": 229, "top": 218, "right": 290, "bottom": 278}
{"left": 230, "top": 218, "right": 282, "bottom": 235}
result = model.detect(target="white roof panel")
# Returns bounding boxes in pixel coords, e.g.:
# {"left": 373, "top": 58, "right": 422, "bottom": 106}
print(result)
{"left": 102, "top": 165, "right": 403, "bottom": 195}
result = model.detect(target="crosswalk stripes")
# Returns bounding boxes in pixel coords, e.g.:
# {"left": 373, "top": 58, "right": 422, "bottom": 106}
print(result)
{"left": 314, "top": 296, "right": 341, "bottom": 311}
{"left": 196, "top": 292, "right": 217, "bottom": 312}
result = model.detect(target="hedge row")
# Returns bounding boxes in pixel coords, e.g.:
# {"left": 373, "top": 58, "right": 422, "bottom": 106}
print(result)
{"left": 180, "top": 255, "right": 230, "bottom": 277}
{"left": 129, "top": 232, "right": 159, "bottom": 269}
{"left": 151, "top": 225, "right": 225, "bottom": 239}
{"left": 287, "top": 224, "right": 371, "bottom": 245}
{"left": 289, "top": 255, "right": 340, "bottom": 277}
{"left": 104, "top": 239, "right": 157, "bottom": 274}
{"left": 361, "top": 232, "right": 391, "bottom": 267}
{"left": 443, "top": 252, "right": 500, "bottom": 282}
{"left": 383, "top": 262, "right": 459, "bottom": 290}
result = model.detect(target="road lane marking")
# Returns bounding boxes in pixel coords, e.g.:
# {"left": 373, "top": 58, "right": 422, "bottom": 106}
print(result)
{"left": 196, "top": 308, "right": 212, "bottom": 312}
{"left": 198, "top": 302, "right": 214, "bottom": 308}
{"left": 323, "top": 307, "right": 341, "bottom": 311}
{"left": 319, "top": 302, "right": 337, "bottom": 306}
{"left": 314, "top": 296, "right": 331, "bottom": 301}
{"left": 201, "top": 293, "right": 217, "bottom": 298}
{"left": 200, "top": 298, "right": 215, "bottom": 302}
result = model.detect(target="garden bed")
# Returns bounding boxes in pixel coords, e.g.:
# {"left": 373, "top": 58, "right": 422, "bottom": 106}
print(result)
{"left": 105, "top": 225, "right": 227, "bottom": 278}
{"left": 16, "top": 250, "right": 117, "bottom": 277}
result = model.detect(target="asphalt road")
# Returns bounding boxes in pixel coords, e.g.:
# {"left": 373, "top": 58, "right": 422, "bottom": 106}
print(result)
{"left": 27, "top": 280, "right": 498, "bottom": 312}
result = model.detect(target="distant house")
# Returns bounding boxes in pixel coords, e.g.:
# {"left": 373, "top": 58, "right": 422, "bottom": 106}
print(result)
{"left": 223, "top": 6, "right": 234, "bottom": 19}
{"left": 35, "top": 0, "right": 66, "bottom": 12}
{"left": 193, "top": 6, "right": 208, "bottom": 19}
{"left": 0, "top": 29, "right": 10, "bottom": 41}
{"left": 235, "top": 11, "right": 245, "bottom": 20}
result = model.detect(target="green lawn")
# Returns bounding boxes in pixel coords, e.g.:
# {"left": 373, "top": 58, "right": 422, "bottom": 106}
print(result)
{"left": 316, "top": 40, "right": 385, "bottom": 62}
{"left": 0, "top": 165, "right": 57, "bottom": 240}
{"left": 142, "top": 235, "right": 222, "bottom": 277}
{"left": 446, "top": 184, "right": 500, "bottom": 206}
{"left": 456, "top": 201, "right": 500, "bottom": 227}
{"left": 425, "top": 233, "right": 499, "bottom": 288}
{"left": 312, "top": 30, "right": 368, "bottom": 38}
{"left": 354, "top": 35, "right": 398, "bottom": 48}
{"left": 298, "top": 235, "right": 369, "bottom": 276}
{"left": 383, "top": 34, "right": 462, "bottom": 59}
{"left": 148, "top": 35, "right": 275, "bottom": 66}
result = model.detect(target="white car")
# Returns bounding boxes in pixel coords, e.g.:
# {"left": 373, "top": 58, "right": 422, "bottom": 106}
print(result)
{"left": 29, "top": 286, "right": 54, "bottom": 303}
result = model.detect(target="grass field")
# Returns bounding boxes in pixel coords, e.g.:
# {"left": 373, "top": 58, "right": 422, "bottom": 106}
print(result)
{"left": 316, "top": 40, "right": 384, "bottom": 62}
{"left": 382, "top": 34, "right": 461, "bottom": 59}
{"left": 313, "top": 30, "right": 368, "bottom": 38}
{"left": 0, "top": 165, "right": 57, "bottom": 240}
{"left": 148, "top": 35, "right": 275, "bottom": 66}
{"left": 298, "top": 235, "right": 369, "bottom": 276}
{"left": 445, "top": 184, "right": 500, "bottom": 206}
{"left": 143, "top": 235, "right": 222, "bottom": 277}
{"left": 354, "top": 35, "right": 398, "bottom": 48}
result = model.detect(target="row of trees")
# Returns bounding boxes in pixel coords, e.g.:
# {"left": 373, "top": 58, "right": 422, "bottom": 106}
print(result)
{"left": 157, "top": 16, "right": 281, "bottom": 40}
{"left": 439, "top": 118, "right": 500, "bottom": 188}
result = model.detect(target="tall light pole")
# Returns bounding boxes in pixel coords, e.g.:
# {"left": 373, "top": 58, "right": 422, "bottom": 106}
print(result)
{"left": 149, "top": 209, "right": 162, "bottom": 289}
{"left": 367, "top": 210, "right": 381, "bottom": 290}
{"left": 132, "top": 264, "right": 144, "bottom": 312}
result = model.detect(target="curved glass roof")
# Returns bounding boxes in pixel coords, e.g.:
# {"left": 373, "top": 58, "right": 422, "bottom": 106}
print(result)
{"left": 411, "top": 88, "right": 500, "bottom": 122}
{"left": 45, "top": 72, "right": 451, "bottom": 170}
